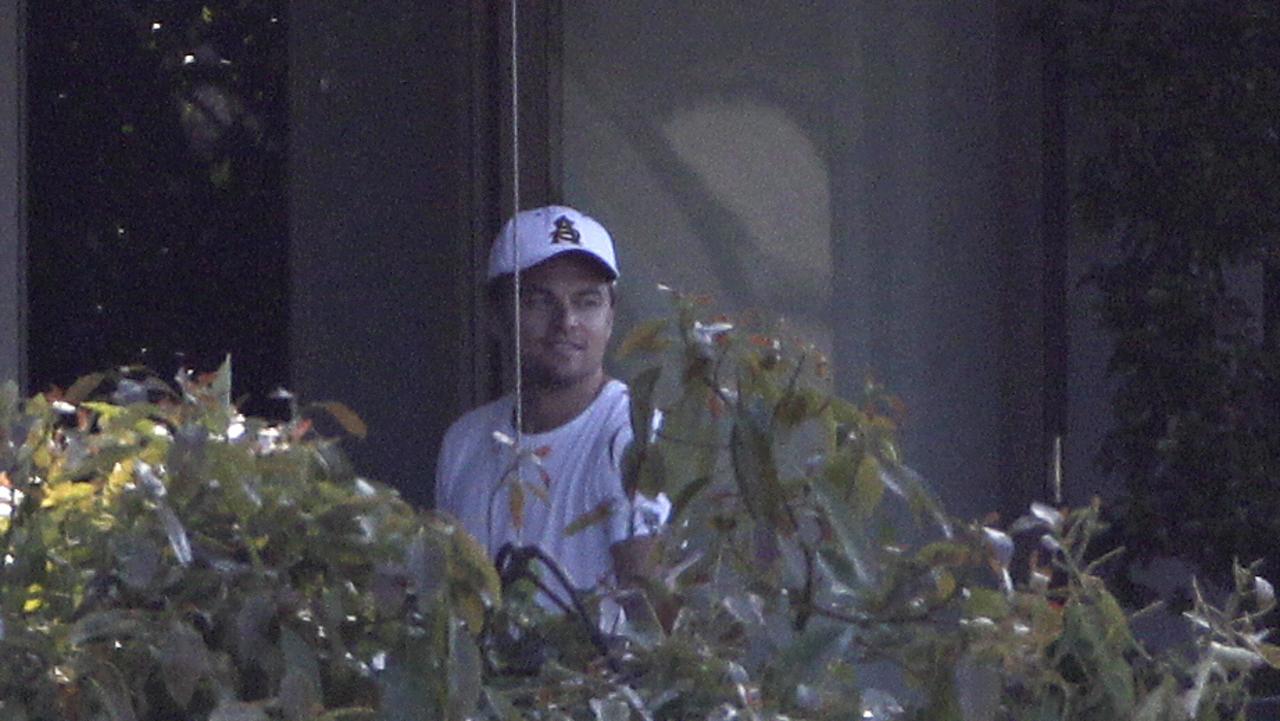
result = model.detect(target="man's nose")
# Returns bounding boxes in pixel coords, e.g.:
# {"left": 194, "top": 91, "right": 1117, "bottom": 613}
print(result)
{"left": 547, "top": 300, "right": 577, "bottom": 328}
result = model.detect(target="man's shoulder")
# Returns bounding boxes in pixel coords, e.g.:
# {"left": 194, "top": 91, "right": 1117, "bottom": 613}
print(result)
{"left": 593, "top": 378, "right": 631, "bottom": 421}
{"left": 441, "top": 394, "right": 511, "bottom": 450}
{"left": 588, "top": 380, "right": 634, "bottom": 469}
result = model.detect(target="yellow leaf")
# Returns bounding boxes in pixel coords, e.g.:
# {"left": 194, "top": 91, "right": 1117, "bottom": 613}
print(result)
{"left": 23, "top": 583, "right": 44, "bottom": 613}
{"left": 32, "top": 444, "right": 52, "bottom": 471}
{"left": 41, "top": 482, "right": 95, "bottom": 509}
{"left": 81, "top": 401, "right": 125, "bottom": 422}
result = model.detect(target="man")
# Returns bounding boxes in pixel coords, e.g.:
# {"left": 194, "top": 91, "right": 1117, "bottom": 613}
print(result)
{"left": 435, "top": 205, "right": 668, "bottom": 595}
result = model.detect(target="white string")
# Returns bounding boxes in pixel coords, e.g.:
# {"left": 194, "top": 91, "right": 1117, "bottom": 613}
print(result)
{"left": 509, "top": 0, "right": 524, "bottom": 451}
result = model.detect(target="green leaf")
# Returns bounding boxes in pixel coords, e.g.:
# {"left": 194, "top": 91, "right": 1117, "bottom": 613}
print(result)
{"left": 446, "top": 616, "right": 482, "bottom": 721}
{"left": 811, "top": 477, "right": 877, "bottom": 587}
{"left": 158, "top": 621, "right": 211, "bottom": 707}
{"left": 616, "top": 318, "right": 671, "bottom": 360}
{"left": 378, "top": 636, "right": 439, "bottom": 721}
{"left": 1059, "top": 599, "right": 1136, "bottom": 715}
{"left": 879, "top": 463, "right": 951, "bottom": 536}
{"left": 70, "top": 610, "right": 148, "bottom": 646}
{"left": 637, "top": 443, "right": 666, "bottom": 498}
{"left": 83, "top": 660, "right": 138, "bottom": 721}
{"left": 629, "top": 366, "right": 661, "bottom": 446}
{"left": 406, "top": 529, "right": 447, "bottom": 608}
{"left": 852, "top": 456, "right": 884, "bottom": 519}
{"left": 482, "top": 689, "right": 523, "bottom": 721}
{"left": 669, "top": 475, "right": 712, "bottom": 523}
{"left": 564, "top": 499, "right": 614, "bottom": 537}
{"left": 964, "top": 588, "right": 1010, "bottom": 621}
{"left": 63, "top": 372, "right": 106, "bottom": 404}
{"left": 317, "top": 711, "right": 377, "bottom": 721}
{"left": 915, "top": 541, "right": 973, "bottom": 567}
{"left": 0, "top": 701, "right": 29, "bottom": 721}
{"left": 279, "top": 628, "right": 323, "bottom": 721}
{"left": 209, "top": 702, "right": 271, "bottom": 721}
{"left": 590, "top": 696, "right": 631, "bottom": 721}
{"left": 211, "top": 354, "right": 233, "bottom": 409}
{"left": 656, "top": 383, "right": 720, "bottom": 505}
{"left": 1134, "top": 676, "right": 1178, "bottom": 721}
{"left": 764, "top": 623, "right": 847, "bottom": 696}
{"left": 729, "top": 408, "right": 790, "bottom": 532}
{"left": 446, "top": 523, "right": 502, "bottom": 613}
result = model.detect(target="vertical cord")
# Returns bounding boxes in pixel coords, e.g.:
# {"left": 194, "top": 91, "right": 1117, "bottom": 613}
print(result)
{"left": 487, "top": 0, "right": 525, "bottom": 554}
{"left": 510, "top": 0, "right": 523, "bottom": 451}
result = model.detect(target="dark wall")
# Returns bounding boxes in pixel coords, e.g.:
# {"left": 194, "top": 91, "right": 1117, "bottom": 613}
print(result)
{"left": 0, "top": 0, "right": 22, "bottom": 387}
{"left": 289, "top": 2, "right": 494, "bottom": 506}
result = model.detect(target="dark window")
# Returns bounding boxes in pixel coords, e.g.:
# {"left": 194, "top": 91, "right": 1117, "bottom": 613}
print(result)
{"left": 26, "top": 1, "right": 289, "bottom": 411}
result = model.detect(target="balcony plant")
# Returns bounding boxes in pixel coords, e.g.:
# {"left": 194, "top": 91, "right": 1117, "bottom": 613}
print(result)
{"left": 0, "top": 296, "right": 1275, "bottom": 720}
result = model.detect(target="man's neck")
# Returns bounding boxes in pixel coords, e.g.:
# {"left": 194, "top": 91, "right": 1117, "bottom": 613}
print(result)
{"left": 519, "top": 372, "right": 608, "bottom": 434}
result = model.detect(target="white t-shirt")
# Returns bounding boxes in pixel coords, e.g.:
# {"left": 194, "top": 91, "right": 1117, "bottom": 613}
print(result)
{"left": 435, "top": 380, "right": 668, "bottom": 591}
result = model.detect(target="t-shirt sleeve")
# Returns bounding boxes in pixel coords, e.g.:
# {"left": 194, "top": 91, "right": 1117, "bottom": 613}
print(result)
{"left": 434, "top": 422, "right": 459, "bottom": 514}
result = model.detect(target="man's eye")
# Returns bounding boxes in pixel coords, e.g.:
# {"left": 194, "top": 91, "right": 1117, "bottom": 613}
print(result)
{"left": 520, "top": 294, "right": 553, "bottom": 311}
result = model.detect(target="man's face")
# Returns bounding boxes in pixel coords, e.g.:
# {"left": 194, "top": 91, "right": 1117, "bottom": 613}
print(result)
{"left": 512, "top": 253, "right": 615, "bottom": 389}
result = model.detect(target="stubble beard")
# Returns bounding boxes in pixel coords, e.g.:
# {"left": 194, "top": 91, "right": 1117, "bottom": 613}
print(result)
{"left": 520, "top": 358, "right": 589, "bottom": 392}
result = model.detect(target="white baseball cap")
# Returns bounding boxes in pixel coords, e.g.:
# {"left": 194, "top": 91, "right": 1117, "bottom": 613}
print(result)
{"left": 487, "top": 205, "right": 619, "bottom": 281}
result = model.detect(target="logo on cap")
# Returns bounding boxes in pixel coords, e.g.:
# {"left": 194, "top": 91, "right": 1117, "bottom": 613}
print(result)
{"left": 551, "top": 215, "right": 581, "bottom": 245}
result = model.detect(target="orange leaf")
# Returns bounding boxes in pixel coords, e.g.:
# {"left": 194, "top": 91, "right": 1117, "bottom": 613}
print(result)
{"left": 564, "top": 499, "right": 614, "bottom": 537}
{"left": 707, "top": 392, "right": 724, "bottom": 419}
{"left": 290, "top": 418, "right": 313, "bottom": 442}
{"left": 316, "top": 402, "right": 368, "bottom": 439}
{"left": 508, "top": 481, "right": 525, "bottom": 532}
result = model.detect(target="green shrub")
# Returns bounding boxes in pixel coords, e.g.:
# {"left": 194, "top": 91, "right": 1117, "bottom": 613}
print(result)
{"left": 1, "top": 298, "right": 1275, "bottom": 720}
{"left": 0, "top": 361, "right": 497, "bottom": 720}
